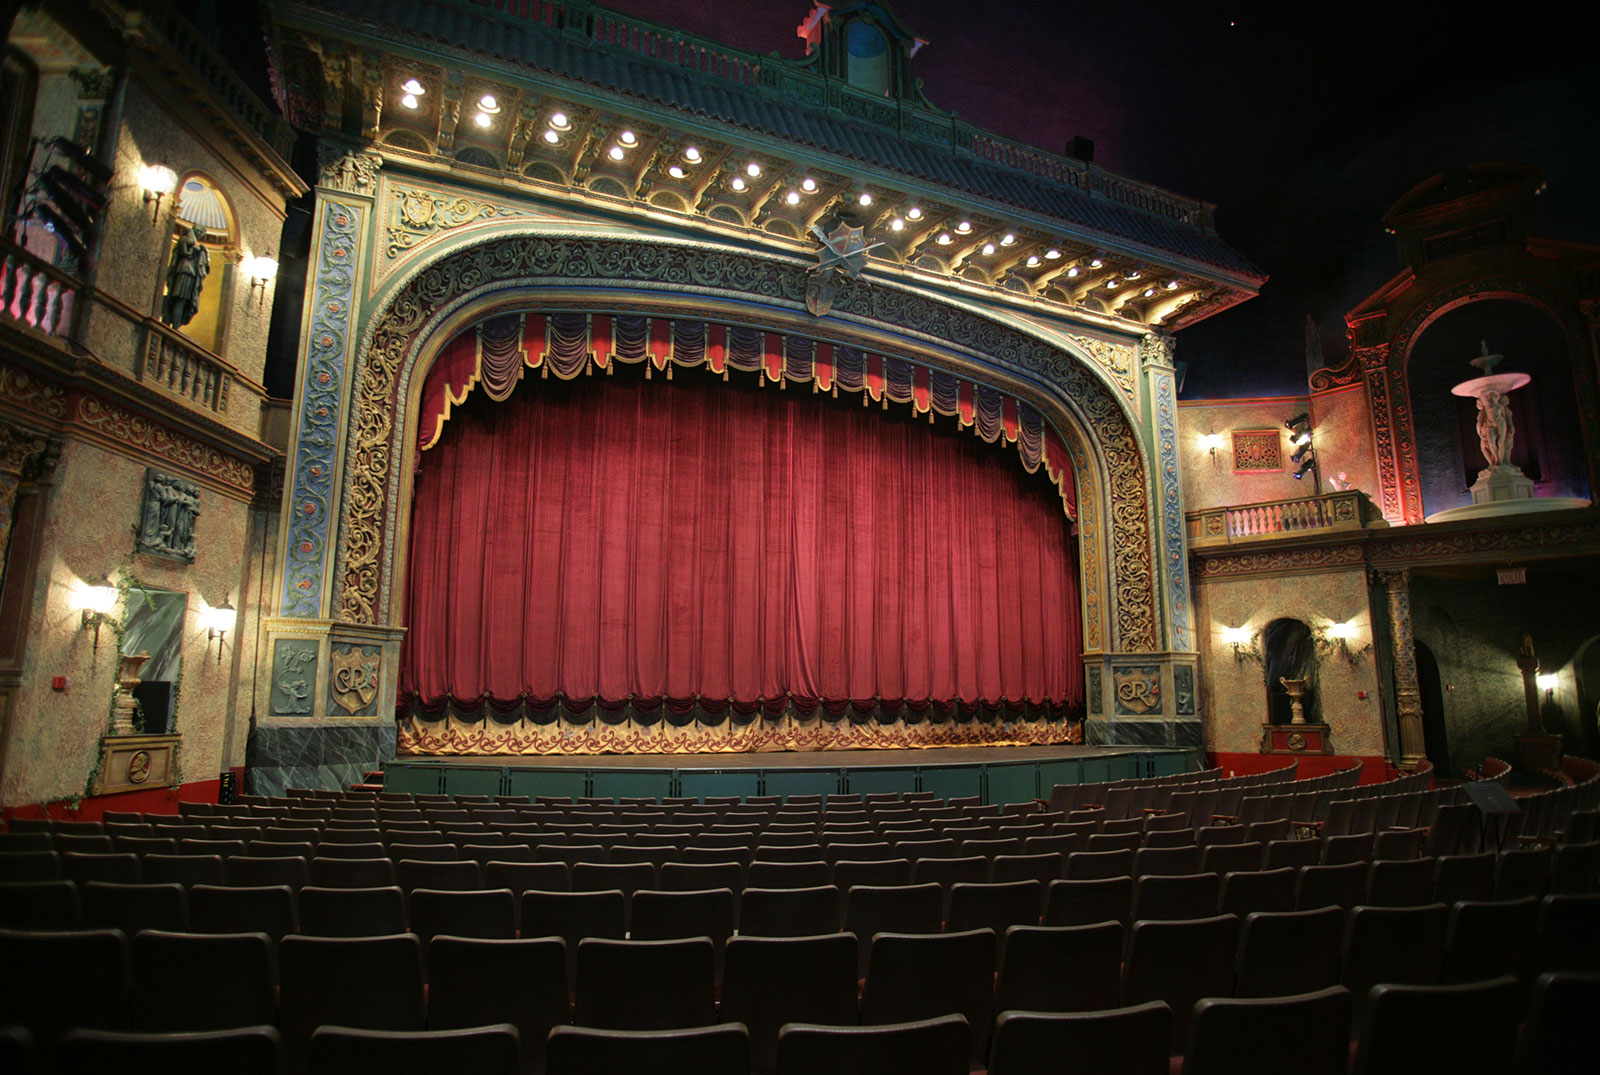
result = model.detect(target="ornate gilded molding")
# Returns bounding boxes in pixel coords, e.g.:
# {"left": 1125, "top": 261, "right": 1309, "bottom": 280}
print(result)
{"left": 1062, "top": 425, "right": 1103, "bottom": 653}
{"left": 71, "top": 395, "right": 254, "bottom": 495}
{"left": 280, "top": 199, "right": 362, "bottom": 617}
{"left": 1195, "top": 543, "right": 1367, "bottom": 579}
{"left": 1068, "top": 333, "right": 1136, "bottom": 399}
{"left": 1374, "top": 567, "right": 1423, "bottom": 767}
{"left": 0, "top": 367, "right": 68, "bottom": 420}
{"left": 317, "top": 145, "right": 381, "bottom": 195}
{"left": 384, "top": 185, "right": 527, "bottom": 259}
{"left": 1145, "top": 333, "right": 1191, "bottom": 652}
{"left": 333, "top": 235, "right": 1160, "bottom": 653}
{"left": 1308, "top": 352, "right": 1363, "bottom": 392}
{"left": 1367, "top": 518, "right": 1600, "bottom": 564}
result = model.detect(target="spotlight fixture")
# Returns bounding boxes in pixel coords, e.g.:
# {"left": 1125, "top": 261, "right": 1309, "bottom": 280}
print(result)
{"left": 981, "top": 242, "right": 996, "bottom": 255}
{"left": 1104, "top": 278, "right": 1119, "bottom": 288}
{"left": 1026, "top": 255, "right": 1040, "bottom": 267}
{"left": 618, "top": 130, "right": 637, "bottom": 146}
{"left": 608, "top": 145, "right": 625, "bottom": 161}
{"left": 857, "top": 192, "right": 873, "bottom": 206}
{"left": 906, "top": 207, "right": 923, "bottom": 220}
{"left": 1127, "top": 270, "right": 1141, "bottom": 280}
{"left": 206, "top": 599, "right": 236, "bottom": 664}
{"left": 683, "top": 146, "right": 701, "bottom": 162}
{"left": 936, "top": 232, "right": 952, "bottom": 245}
{"left": 785, "top": 190, "right": 800, "bottom": 205}
{"left": 730, "top": 176, "right": 747, "bottom": 191}
{"left": 401, "top": 78, "right": 426, "bottom": 96}
{"left": 400, "top": 93, "right": 419, "bottom": 110}
{"left": 477, "top": 94, "right": 501, "bottom": 114}
{"left": 548, "top": 111, "right": 571, "bottom": 130}
{"left": 890, "top": 217, "right": 905, "bottom": 232}
{"left": 1143, "top": 287, "right": 1156, "bottom": 298}
{"left": 473, "top": 111, "right": 492, "bottom": 129}
{"left": 1089, "top": 257, "right": 1104, "bottom": 268}
{"left": 1166, "top": 280, "right": 1179, "bottom": 290}
{"left": 746, "top": 161, "right": 761, "bottom": 177}
{"left": 668, "top": 164, "right": 686, "bottom": 179}
{"left": 800, "top": 177, "right": 817, "bottom": 192}
{"left": 543, "top": 129, "right": 561, "bottom": 144}
{"left": 1066, "top": 266, "right": 1079, "bottom": 278}
{"left": 1001, "top": 233, "right": 1016, "bottom": 246}
{"left": 1044, "top": 248, "right": 1061, "bottom": 259}
{"left": 955, "top": 220, "right": 972, "bottom": 233}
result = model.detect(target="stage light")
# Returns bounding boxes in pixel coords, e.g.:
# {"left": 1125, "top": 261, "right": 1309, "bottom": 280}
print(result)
{"left": 1066, "top": 266, "right": 1079, "bottom": 278}
{"left": 956, "top": 220, "right": 971, "bottom": 233}
{"left": 608, "top": 145, "right": 625, "bottom": 160}
{"left": 1144, "top": 287, "right": 1155, "bottom": 297}
{"left": 785, "top": 190, "right": 800, "bottom": 205}
{"left": 549, "top": 111, "right": 570, "bottom": 130}
{"left": 1166, "top": 280, "right": 1179, "bottom": 289}
{"left": 683, "top": 146, "right": 701, "bottom": 161}
{"left": 801, "top": 177, "right": 817, "bottom": 192}
{"left": 1127, "top": 270, "right": 1141, "bottom": 280}
{"left": 906, "top": 206, "right": 922, "bottom": 220}
{"left": 473, "top": 111, "right": 492, "bottom": 128}
{"left": 1001, "top": 233, "right": 1015, "bottom": 246}
{"left": 981, "top": 242, "right": 995, "bottom": 255}
{"left": 1026, "top": 255, "right": 1040, "bottom": 267}
{"left": 400, "top": 93, "right": 419, "bottom": 110}
{"left": 936, "top": 232, "right": 952, "bottom": 245}
{"left": 401, "top": 78, "right": 426, "bottom": 96}
{"left": 619, "top": 130, "right": 637, "bottom": 145}
{"left": 1089, "top": 257, "right": 1103, "bottom": 268}
{"left": 1044, "top": 248, "right": 1061, "bottom": 259}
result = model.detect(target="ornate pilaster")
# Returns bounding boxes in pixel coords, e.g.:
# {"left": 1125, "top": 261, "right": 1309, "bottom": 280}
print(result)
{"left": 0, "top": 424, "right": 47, "bottom": 593}
{"left": 1374, "top": 567, "right": 1426, "bottom": 769}
{"left": 1354, "top": 342, "right": 1403, "bottom": 523}
{"left": 1140, "top": 332, "right": 1192, "bottom": 653}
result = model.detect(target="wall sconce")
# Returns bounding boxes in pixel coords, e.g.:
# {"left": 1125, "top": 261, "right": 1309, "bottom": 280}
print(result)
{"left": 1197, "top": 432, "right": 1224, "bottom": 460}
{"left": 1536, "top": 673, "right": 1557, "bottom": 701}
{"left": 138, "top": 164, "right": 178, "bottom": 223}
{"left": 240, "top": 252, "right": 278, "bottom": 306}
{"left": 205, "top": 599, "right": 237, "bottom": 664}
{"left": 1220, "top": 625, "right": 1261, "bottom": 663}
{"left": 76, "top": 574, "right": 118, "bottom": 653}
{"left": 1315, "top": 620, "right": 1372, "bottom": 665}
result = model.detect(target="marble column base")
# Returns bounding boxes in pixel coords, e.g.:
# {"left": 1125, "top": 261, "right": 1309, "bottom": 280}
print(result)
{"left": 1470, "top": 465, "right": 1535, "bottom": 504}
{"left": 1084, "top": 717, "right": 1203, "bottom": 753}
{"left": 246, "top": 722, "right": 397, "bottom": 796}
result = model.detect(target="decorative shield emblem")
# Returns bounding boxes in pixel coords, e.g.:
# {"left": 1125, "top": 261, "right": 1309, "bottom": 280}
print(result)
{"left": 1113, "top": 668, "right": 1160, "bottom": 715}
{"left": 330, "top": 647, "right": 380, "bottom": 714}
{"left": 400, "top": 190, "right": 436, "bottom": 230}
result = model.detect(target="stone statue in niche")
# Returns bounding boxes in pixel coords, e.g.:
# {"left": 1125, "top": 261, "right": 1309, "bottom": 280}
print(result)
{"left": 136, "top": 469, "right": 200, "bottom": 562}
{"left": 1476, "top": 387, "right": 1513, "bottom": 467}
{"left": 161, "top": 224, "right": 210, "bottom": 328}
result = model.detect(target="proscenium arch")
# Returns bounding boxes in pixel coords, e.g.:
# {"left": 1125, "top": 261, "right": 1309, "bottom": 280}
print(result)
{"left": 329, "top": 232, "right": 1161, "bottom": 657}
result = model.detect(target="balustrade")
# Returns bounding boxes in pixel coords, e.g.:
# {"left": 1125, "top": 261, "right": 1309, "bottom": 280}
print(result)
{"left": 141, "top": 321, "right": 232, "bottom": 414}
{"left": 1186, "top": 490, "right": 1387, "bottom": 546}
{"left": 1, "top": 239, "right": 77, "bottom": 341}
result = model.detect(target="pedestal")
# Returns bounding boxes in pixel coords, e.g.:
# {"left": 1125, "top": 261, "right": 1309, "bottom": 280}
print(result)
{"left": 1261, "top": 723, "right": 1333, "bottom": 755}
{"left": 91, "top": 733, "right": 181, "bottom": 795}
{"left": 1469, "top": 464, "right": 1535, "bottom": 505}
{"left": 1516, "top": 733, "right": 1563, "bottom": 774}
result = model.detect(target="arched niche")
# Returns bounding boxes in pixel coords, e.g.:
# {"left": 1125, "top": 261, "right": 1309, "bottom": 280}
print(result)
{"left": 308, "top": 232, "right": 1163, "bottom": 661}
{"left": 1404, "top": 297, "right": 1589, "bottom": 515}
{"left": 1262, "top": 617, "right": 1317, "bottom": 725}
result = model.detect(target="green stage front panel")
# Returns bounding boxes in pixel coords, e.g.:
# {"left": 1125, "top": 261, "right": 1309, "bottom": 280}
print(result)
{"left": 383, "top": 762, "right": 443, "bottom": 795}
{"left": 678, "top": 770, "right": 762, "bottom": 802}
{"left": 761, "top": 769, "right": 842, "bottom": 800}
{"left": 441, "top": 765, "right": 505, "bottom": 798}
{"left": 917, "top": 764, "right": 981, "bottom": 802}
{"left": 1079, "top": 755, "right": 1117, "bottom": 785}
{"left": 985, "top": 763, "right": 1038, "bottom": 805}
{"left": 1038, "top": 759, "right": 1083, "bottom": 801}
{"left": 844, "top": 767, "right": 918, "bottom": 796}
{"left": 1150, "top": 750, "right": 1192, "bottom": 777}
{"left": 590, "top": 769, "right": 674, "bottom": 803}
{"left": 504, "top": 768, "right": 588, "bottom": 801}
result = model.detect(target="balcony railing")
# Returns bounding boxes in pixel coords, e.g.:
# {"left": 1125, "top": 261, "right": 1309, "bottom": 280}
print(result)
{"left": 1187, "top": 490, "right": 1388, "bottom": 547}
{"left": 140, "top": 320, "right": 232, "bottom": 414}
{"left": 1, "top": 238, "right": 77, "bottom": 341}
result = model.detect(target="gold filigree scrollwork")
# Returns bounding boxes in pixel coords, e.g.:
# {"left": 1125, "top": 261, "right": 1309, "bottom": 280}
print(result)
{"left": 385, "top": 188, "right": 525, "bottom": 258}
{"left": 1068, "top": 334, "right": 1136, "bottom": 399}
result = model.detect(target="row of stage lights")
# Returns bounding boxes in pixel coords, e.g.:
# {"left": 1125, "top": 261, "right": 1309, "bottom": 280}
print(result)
{"left": 393, "top": 78, "right": 1181, "bottom": 289}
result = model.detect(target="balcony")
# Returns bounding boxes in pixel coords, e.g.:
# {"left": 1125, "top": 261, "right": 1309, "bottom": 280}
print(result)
{"left": 140, "top": 320, "right": 233, "bottom": 414}
{"left": 1, "top": 238, "right": 77, "bottom": 342}
{"left": 1187, "top": 490, "right": 1388, "bottom": 547}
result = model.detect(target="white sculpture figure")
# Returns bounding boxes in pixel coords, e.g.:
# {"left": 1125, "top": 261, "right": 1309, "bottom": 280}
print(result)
{"left": 1476, "top": 387, "right": 1513, "bottom": 467}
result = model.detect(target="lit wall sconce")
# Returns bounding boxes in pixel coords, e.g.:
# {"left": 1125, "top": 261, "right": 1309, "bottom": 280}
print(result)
{"left": 1197, "top": 432, "right": 1225, "bottom": 460}
{"left": 1536, "top": 672, "right": 1557, "bottom": 700}
{"left": 1314, "top": 620, "right": 1371, "bottom": 665}
{"left": 138, "top": 164, "right": 178, "bottom": 223}
{"left": 1220, "top": 625, "right": 1261, "bottom": 663}
{"left": 240, "top": 252, "right": 278, "bottom": 306}
{"left": 76, "top": 574, "right": 118, "bottom": 653}
{"left": 205, "top": 599, "right": 236, "bottom": 664}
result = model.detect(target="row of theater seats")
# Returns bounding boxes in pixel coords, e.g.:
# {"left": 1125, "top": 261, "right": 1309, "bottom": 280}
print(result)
{"left": 3, "top": 895, "right": 1597, "bottom": 1074}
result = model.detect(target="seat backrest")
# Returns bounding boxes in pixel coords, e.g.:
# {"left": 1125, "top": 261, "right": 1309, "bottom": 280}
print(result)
{"left": 297, "top": 884, "right": 407, "bottom": 937}
{"left": 546, "top": 1023, "right": 750, "bottom": 1075}
{"left": 1131, "top": 872, "right": 1220, "bottom": 922}
{"left": 188, "top": 883, "right": 297, "bottom": 941}
{"left": 1043, "top": 876, "right": 1132, "bottom": 928}
{"left": 861, "top": 930, "right": 995, "bottom": 1065}
{"left": 995, "top": 922, "right": 1122, "bottom": 1014}
{"left": 1340, "top": 903, "right": 1449, "bottom": 1027}
{"left": 1442, "top": 896, "right": 1538, "bottom": 986}
{"left": 80, "top": 881, "right": 188, "bottom": 934}
{"left": 307, "top": 1023, "right": 521, "bottom": 1075}
{"left": 0, "top": 878, "right": 80, "bottom": 928}
{"left": 0, "top": 927, "right": 131, "bottom": 1043}
{"left": 1364, "top": 857, "right": 1436, "bottom": 908}
{"left": 777, "top": 1014, "right": 969, "bottom": 1075}
{"left": 986, "top": 1004, "right": 1170, "bottom": 1075}
{"left": 573, "top": 936, "right": 717, "bottom": 1031}
{"left": 738, "top": 885, "right": 841, "bottom": 938}
{"left": 720, "top": 933, "right": 858, "bottom": 1075}
{"left": 1234, "top": 906, "right": 1345, "bottom": 998}
{"left": 1432, "top": 852, "right": 1496, "bottom": 906}
{"left": 1120, "top": 914, "right": 1239, "bottom": 1053}
{"left": 428, "top": 936, "right": 570, "bottom": 1073}
{"left": 1351, "top": 977, "right": 1520, "bottom": 1075}
{"left": 1184, "top": 986, "right": 1351, "bottom": 1075}
{"left": 130, "top": 930, "right": 275, "bottom": 1032}
{"left": 1294, "top": 862, "right": 1367, "bottom": 911}
{"left": 1064, "top": 848, "right": 1135, "bottom": 881}
{"left": 521, "top": 888, "right": 627, "bottom": 988}
{"left": 60, "top": 1026, "right": 283, "bottom": 1075}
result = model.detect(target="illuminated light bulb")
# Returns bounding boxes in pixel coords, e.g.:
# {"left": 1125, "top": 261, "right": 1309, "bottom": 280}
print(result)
{"left": 857, "top": 192, "right": 872, "bottom": 206}
{"left": 981, "top": 242, "right": 996, "bottom": 255}
{"left": 683, "top": 146, "right": 701, "bottom": 162}
{"left": 1066, "top": 266, "right": 1079, "bottom": 278}
{"left": 1026, "top": 255, "right": 1040, "bottom": 267}
{"left": 906, "top": 207, "right": 922, "bottom": 220}
{"left": 401, "top": 78, "right": 426, "bottom": 96}
{"left": 1001, "top": 233, "right": 1015, "bottom": 246}
{"left": 890, "top": 218, "right": 904, "bottom": 231}
{"left": 1044, "top": 248, "right": 1061, "bottom": 259}
{"left": 801, "top": 177, "right": 817, "bottom": 192}
{"left": 549, "top": 111, "right": 570, "bottom": 130}
{"left": 608, "top": 145, "right": 625, "bottom": 160}
{"left": 1089, "top": 257, "right": 1103, "bottom": 268}
{"left": 473, "top": 111, "right": 491, "bottom": 128}
{"left": 400, "top": 93, "right": 418, "bottom": 110}
{"left": 956, "top": 220, "right": 972, "bottom": 233}
{"left": 746, "top": 161, "right": 761, "bottom": 177}
{"left": 619, "top": 130, "right": 637, "bottom": 145}
{"left": 668, "top": 164, "right": 686, "bottom": 179}
{"left": 1166, "top": 280, "right": 1179, "bottom": 290}
{"left": 478, "top": 94, "right": 500, "bottom": 113}
{"left": 1104, "top": 278, "right": 1118, "bottom": 288}
{"left": 936, "top": 232, "right": 952, "bottom": 245}
{"left": 1127, "top": 270, "right": 1141, "bottom": 280}
{"left": 1144, "top": 287, "right": 1156, "bottom": 297}
{"left": 730, "top": 176, "right": 746, "bottom": 191}
{"left": 785, "top": 190, "right": 800, "bottom": 205}
{"left": 543, "top": 129, "right": 560, "bottom": 144}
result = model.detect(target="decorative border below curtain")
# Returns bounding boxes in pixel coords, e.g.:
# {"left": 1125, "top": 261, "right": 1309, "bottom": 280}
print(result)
{"left": 416, "top": 312, "right": 1078, "bottom": 517}
{"left": 398, "top": 710, "right": 1083, "bottom": 756}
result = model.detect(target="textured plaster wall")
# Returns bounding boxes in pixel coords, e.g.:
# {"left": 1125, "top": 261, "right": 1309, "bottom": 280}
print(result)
{"left": 1309, "top": 384, "right": 1380, "bottom": 502}
{"left": 1411, "top": 564, "right": 1600, "bottom": 773}
{"left": 86, "top": 82, "right": 285, "bottom": 440}
{"left": 3, "top": 440, "right": 255, "bottom": 808}
{"left": 1177, "top": 397, "right": 1307, "bottom": 512}
{"left": 1194, "top": 565, "right": 1388, "bottom": 761}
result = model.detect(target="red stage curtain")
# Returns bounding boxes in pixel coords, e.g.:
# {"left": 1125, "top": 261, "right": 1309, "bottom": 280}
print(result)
{"left": 401, "top": 367, "right": 1082, "bottom": 715}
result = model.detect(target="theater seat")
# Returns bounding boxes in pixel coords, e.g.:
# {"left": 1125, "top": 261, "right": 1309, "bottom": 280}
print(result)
{"left": 985, "top": 1004, "right": 1170, "bottom": 1075}
{"left": 545, "top": 1023, "right": 750, "bottom": 1075}
{"left": 776, "top": 1014, "right": 969, "bottom": 1075}
{"left": 1182, "top": 986, "right": 1350, "bottom": 1075}
{"left": 59, "top": 1026, "right": 283, "bottom": 1075}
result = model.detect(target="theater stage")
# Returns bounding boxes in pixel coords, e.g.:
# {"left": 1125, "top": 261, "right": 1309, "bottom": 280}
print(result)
{"left": 384, "top": 744, "right": 1195, "bottom": 807}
